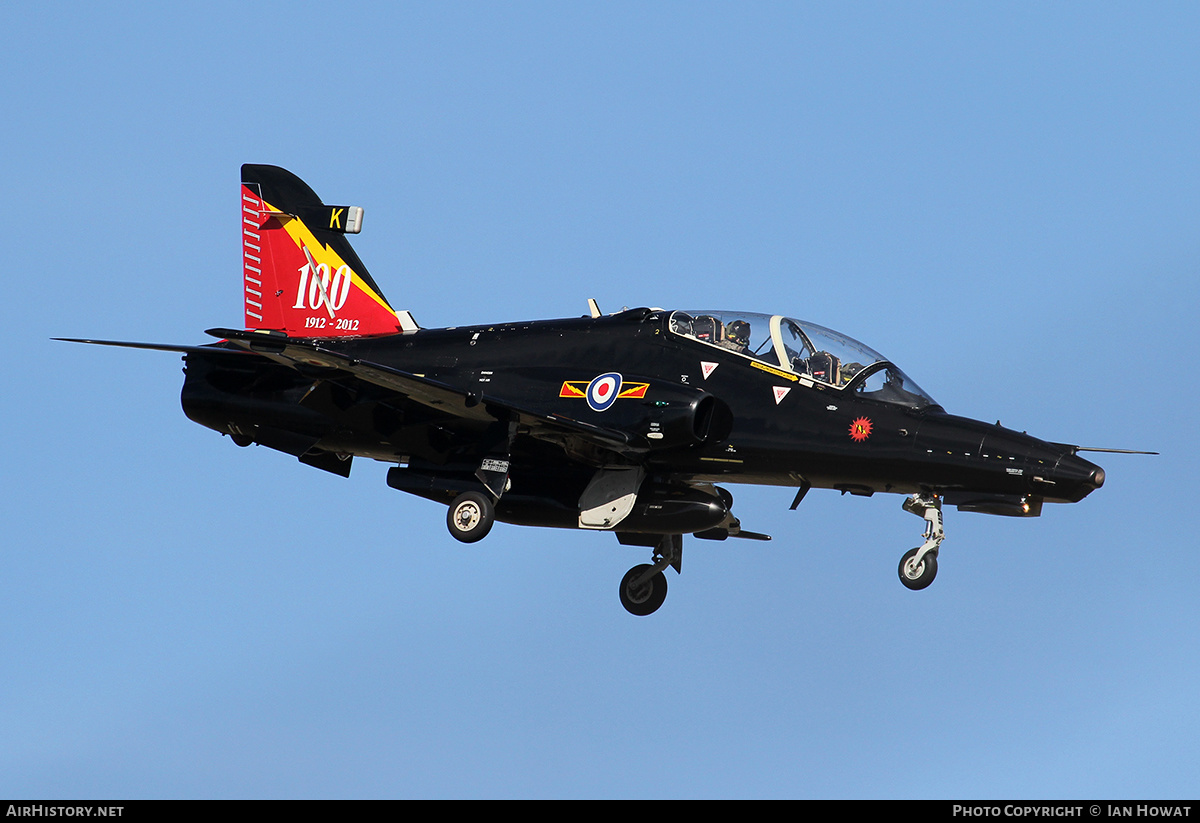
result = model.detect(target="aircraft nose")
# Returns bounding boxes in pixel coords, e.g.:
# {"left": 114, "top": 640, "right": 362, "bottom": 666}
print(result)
{"left": 1047, "top": 451, "right": 1106, "bottom": 502}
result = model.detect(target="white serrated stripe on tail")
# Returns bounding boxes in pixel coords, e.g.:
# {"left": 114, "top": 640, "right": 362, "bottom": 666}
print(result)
{"left": 242, "top": 188, "right": 266, "bottom": 324}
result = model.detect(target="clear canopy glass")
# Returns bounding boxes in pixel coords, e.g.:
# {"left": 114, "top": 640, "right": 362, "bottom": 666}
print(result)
{"left": 668, "top": 310, "right": 938, "bottom": 409}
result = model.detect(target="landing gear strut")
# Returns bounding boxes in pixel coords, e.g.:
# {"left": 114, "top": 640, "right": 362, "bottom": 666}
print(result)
{"left": 899, "top": 494, "right": 943, "bottom": 590}
{"left": 619, "top": 534, "right": 681, "bottom": 616}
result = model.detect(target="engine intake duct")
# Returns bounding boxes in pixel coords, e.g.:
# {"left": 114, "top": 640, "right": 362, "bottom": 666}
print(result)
{"left": 640, "top": 393, "right": 733, "bottom": 448}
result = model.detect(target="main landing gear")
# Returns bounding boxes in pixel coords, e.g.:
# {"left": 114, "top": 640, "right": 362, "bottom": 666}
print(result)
{"left": 619, "top": 534, "right": 682, "bottom": 616}
{"left": 898, "top": 493, "right": 943, "bottom": 590}
{"left": 446, "top": 491, "right": 495, "bottom": 543}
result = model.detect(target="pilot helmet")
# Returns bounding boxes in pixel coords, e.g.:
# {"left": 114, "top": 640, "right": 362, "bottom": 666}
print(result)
{"left": 727, "top": 320, "right": 750, "bottom": 347}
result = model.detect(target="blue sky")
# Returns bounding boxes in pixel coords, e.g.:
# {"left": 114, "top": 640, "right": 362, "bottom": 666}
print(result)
{"left": 3, "top": 2, "right": 1198, "bottom": 799}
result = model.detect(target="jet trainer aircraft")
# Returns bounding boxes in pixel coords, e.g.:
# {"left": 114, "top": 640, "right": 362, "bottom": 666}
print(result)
{"left": 62, "top": 165, "right": 1143, "bottom": 615}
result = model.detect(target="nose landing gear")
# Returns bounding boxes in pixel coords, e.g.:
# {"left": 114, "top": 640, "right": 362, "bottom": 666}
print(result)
{"left": 899, "top": 494, "right": 943, "bottom": 590}
{"left": 899, "top": 545, "right": 938, "bottom": 590}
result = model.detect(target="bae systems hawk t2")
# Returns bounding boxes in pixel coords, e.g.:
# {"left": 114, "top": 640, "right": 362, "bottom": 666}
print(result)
{"left": 62, "top": 165, "right": 1148, "bottom": 615}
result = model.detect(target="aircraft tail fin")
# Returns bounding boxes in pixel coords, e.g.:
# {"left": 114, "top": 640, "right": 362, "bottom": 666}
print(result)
{"left": 240, "top": 164, "right": 418, "bottom": 337}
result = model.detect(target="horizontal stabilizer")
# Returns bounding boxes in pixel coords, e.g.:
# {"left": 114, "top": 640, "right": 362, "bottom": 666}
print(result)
{"left": 54, "top": 338, "right": 251, "bottom": 356}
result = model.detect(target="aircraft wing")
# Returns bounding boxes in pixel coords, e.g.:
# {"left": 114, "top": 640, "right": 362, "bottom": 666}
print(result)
{"left": 205, "top": 329, "right": 639, "bottom": 454}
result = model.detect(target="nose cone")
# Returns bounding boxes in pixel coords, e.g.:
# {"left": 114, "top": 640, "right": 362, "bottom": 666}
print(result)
{"left": 1048, "top": 452, "right": 1106, "bottom": 502}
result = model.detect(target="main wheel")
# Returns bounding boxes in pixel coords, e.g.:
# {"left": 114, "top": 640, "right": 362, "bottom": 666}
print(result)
{"left": 619, "top": 564, "right": 668, "bottom": 616}
{"left": 447, "top": 491, "right": 494, "bottom": 543}
{"left": 898, "top": 547, "right": 938, "bottom": 590}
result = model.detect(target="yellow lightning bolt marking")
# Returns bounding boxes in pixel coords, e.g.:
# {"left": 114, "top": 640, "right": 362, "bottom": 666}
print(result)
{"left": 259, "top": 196, "right": 395, "bottom": 314}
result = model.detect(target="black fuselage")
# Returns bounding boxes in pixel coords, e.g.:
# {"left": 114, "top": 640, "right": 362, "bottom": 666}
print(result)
{"left": 181, "top": 307, "right": 1103, "bottom": 529}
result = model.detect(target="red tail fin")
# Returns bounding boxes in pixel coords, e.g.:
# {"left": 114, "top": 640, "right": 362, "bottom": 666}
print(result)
{"left": 240, "top": 164, "right": 416, "bottom": 338}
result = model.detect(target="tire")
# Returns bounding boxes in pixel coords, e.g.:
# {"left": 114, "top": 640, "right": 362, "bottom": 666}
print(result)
{"left": 619, "top": 564, "right": 668, "bottom": 616}
{"left": 447, "top": 491, "right": 494, "bottom": 543}
{"left": 898, "top": 547, "right": 938, "bottom": 591}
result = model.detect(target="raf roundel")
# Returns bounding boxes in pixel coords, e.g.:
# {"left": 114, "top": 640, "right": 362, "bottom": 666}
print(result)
{"left": 586, "top": 372, "right": 622, "bottom": 412}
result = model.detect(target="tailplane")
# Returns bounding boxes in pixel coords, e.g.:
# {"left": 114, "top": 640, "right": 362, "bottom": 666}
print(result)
{"left": 240, "top": 164, "right": 417, "bottom": 337}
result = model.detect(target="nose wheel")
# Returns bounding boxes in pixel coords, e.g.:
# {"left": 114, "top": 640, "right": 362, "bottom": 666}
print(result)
{"left": 898, "top": 546, "right": 938, "bottom": 590}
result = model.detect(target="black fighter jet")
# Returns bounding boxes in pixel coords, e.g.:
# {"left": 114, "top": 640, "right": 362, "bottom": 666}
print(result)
{"left": 61, "top": 165, "right": 1146, "bottom": 615}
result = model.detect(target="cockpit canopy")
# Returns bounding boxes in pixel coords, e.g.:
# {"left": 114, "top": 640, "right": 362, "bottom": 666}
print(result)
{"left": 668, "top": 310, "right": 939, "bottom": 409}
